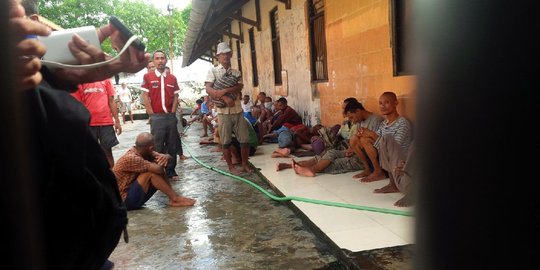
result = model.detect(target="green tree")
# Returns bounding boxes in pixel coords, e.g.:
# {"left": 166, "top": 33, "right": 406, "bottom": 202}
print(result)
{"left": 38, "top": 0, "right": 190, "bottom": 57}
{"left": 181, "top": 81, "right": 205, "bottom": 96}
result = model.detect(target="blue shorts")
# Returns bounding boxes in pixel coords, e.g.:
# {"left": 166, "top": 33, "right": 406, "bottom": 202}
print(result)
{"left": 124, "top": 179, "right": 157, "bottom": 210}
{"left": 277, "top": 130, "right": 293, "bottom": 148}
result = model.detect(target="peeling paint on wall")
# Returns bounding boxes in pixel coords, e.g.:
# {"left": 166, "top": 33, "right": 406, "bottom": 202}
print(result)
{"left": 239, "top": 2, "right": 321, "bottom": 127}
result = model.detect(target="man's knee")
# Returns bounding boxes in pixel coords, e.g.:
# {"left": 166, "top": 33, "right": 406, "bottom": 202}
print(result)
{"left": 349, "top": 135, "right": 359, "bottom": 145}
{"left": 137, "top": 172, "right": 161, "bottom": 185}
{"left": 359, "top": 136, "right": 372, "bottom": 147}
{"left": 222, "top": 143, "right": 232, "bottom": 149}
{"left": 240, "top": 143, "right": 250, "bottom": 148}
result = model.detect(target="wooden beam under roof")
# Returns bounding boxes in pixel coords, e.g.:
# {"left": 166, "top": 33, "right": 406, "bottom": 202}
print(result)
{"left": 276, "top": 0, "right": 291, "bottom": 9}
{"left": 220, "top": 30, "right": 243, "bottom": 43}
{"left": 230, "top": 13, "right": 258, "bottom": 28}
{"left": 205, "top": 0, "right": 250, "bottom": 32}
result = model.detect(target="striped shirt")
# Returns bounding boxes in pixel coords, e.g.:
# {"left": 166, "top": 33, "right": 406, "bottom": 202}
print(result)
{"left": 374, "top": 115, "right": 412, "bottom": 153}
{"left": 205, "top": 64, "right": 243, "bottom": 114}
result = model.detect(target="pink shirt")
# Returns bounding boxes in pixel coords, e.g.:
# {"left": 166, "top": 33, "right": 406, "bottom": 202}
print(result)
{"left": 72, "top": 79, "right": 115, "bottom": 126}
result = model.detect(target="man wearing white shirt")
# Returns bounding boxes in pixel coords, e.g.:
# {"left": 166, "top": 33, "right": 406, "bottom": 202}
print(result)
{"left": 241, "top": 94, "right": 253, "bottom": 113}
{"left": 118, "top": 82, "right": 134, "bottom": 123}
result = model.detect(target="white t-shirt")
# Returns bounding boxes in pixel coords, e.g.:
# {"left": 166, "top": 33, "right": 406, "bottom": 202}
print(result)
{"left": 118, "top": 86, "right": 132, "bottom": 103}
{"left": 241, "top": 100, "right": 253, "bottom": 113}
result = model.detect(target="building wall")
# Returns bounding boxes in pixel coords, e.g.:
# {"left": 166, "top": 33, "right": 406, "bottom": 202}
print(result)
{"left": 227, "top": 0, "right": 416, "bottom": 126}
{"left": 320, "top": 0, "right": 416, "bottom": 125}
{"left": 235, "top": 0, "right": 321, "bottom": 126}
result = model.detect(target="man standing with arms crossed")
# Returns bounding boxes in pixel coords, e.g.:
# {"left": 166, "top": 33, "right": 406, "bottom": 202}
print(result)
{"left": 205, "top": 42, "right": 253, "bottom": 174}
{"left": 141, "top": 50, "right": 185, "bottom": 181}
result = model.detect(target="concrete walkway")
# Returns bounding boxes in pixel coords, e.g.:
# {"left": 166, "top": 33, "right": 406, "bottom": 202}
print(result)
{"left": 109, "top": 120, "right": 341, "bottom": 269}
{"left": 108, "top": 119, "right": 413, "bottom": 269}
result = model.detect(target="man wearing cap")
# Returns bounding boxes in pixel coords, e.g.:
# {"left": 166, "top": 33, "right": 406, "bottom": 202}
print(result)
{"left": 205, "top": 41, "right": 253, "bottom": 174}
{"left": 141, "top": 50, "right": 185, "bottom": 181}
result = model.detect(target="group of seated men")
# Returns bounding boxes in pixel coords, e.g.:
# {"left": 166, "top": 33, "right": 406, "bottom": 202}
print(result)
{"left": 269, "top": 92, "right": 414, "bottom": 207}
{"left": 189, "top": 90, "right": 414, "bottom": 207}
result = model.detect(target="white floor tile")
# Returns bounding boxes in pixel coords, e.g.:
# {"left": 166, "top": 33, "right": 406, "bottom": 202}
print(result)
{"left": 293, "top": 201, "right": 379, "bottom": 233}
{"left": 384, "top": 222, "right": 415, "bottom": 243}
{"left": 250, "top": 143, "right": 415, "bottom": 252}
{"left": 327, "top": 226, "right": 408, "bottom": 252}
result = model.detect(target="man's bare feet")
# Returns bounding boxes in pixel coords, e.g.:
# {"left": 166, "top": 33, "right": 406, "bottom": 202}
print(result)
{"left": 293, "top": 164, "right": 316, "bottom": 177}
{"left": 360, "top": 172, "right": 387, "bottom": 182}
{"left": 374, "top": 182, "right": 400, "bottom": 193}
{"left": 271, "top": 151, "right": 284, "bottom": 158}
{"left": 276, "top": 163, "right": 292, "bottom": 171}
{"left": 271, "top": 148, "right": 291, "bottom": 158}
{"left": 242, "top": 165, "right": 254, "bottom": 173}
{"left": 394, "top": 194, "right": 414, "bottom": 207}
{"left": 169, "top": 196, "right": 196, "bottom": 207}
{"left": 179, "top": 155, "right": 188, "bottom": 161}
{"left": 277, "top": 147, "right": 291, "bottom": 156}
{"left": 352, "top": 170, "right": 371, "bottom": 179}
{"left": 228, "top": 166, "right": 243, "bottom": 175}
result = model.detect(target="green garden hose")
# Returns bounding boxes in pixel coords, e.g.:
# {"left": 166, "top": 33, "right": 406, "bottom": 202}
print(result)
{"left": 181, "top": 138, "right": 413, "bottom": 217}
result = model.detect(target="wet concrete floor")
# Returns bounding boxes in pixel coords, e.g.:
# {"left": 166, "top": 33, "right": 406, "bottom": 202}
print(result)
{"left": 109, "top": 118, "right": 413, "bottom": 269}
{"left": 110, "top": 120, "right": 341, "bottom": 269}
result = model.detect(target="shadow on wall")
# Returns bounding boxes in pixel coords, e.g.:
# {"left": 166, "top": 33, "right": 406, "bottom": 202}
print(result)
{"left": 398, "top": 90, "right": 416, "bottom": 124}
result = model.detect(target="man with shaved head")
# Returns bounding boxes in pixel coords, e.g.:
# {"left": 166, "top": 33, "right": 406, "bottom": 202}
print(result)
{"left": 113, "top": 132, "right": 196, "bottom": 210}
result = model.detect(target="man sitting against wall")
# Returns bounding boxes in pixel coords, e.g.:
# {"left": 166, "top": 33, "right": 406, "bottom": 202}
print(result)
{"left": 260, "top": 97, "right": 302, "bottom": 145}
{"left": 277, "top": 100, "right": 383, "bottom": 176}
{"left": 349, "top": 91, "right": 413, "bottom": 190}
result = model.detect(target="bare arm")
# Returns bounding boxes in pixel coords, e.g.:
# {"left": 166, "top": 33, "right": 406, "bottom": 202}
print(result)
{"left": 171, "top": 94, "right": 179, "bottom": 113}
{"left": 206, "top": 82, "right": 243, "bottom": 99}
{"left": 147, "top": 163, "right": 166, "bottom": 175}
{"left": 223, "top": 83, "right": 243, "bottom": 95}
{"left": 358, "top": 127, "right": 378, "bottom": 141}
{"left": 205, "top": 82, "right": 218, "bottom": 99}
{"left": 108, "top": 96, "right": 122, "bottom": 135}
{"left": 48, "top": 24, "right": 150, "bottom": 87}
{"left": 152, "top": 152, "right": 170, "bottom": 168}
{"left": 142, "top": 92, "right": 154, "bottom": 115}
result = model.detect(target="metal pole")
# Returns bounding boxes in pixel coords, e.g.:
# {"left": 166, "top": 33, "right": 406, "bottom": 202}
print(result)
{"left": 168, "top": 3, "right": 174, "bottom": 73}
